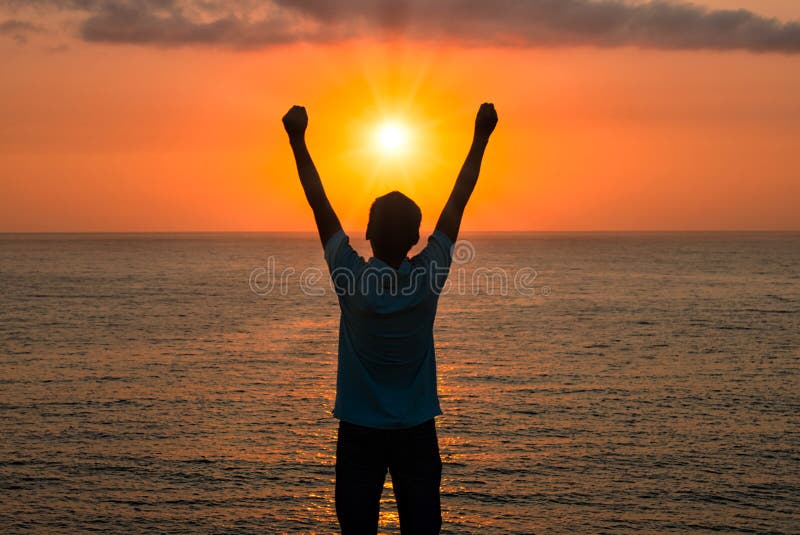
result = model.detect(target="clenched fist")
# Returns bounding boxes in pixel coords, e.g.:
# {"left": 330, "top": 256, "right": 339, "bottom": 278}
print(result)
{"left": 474, "top": 102, "right": 498, "bottom": 140}
{"left": 282, "top": 105, "right": 308, "bottom": 139}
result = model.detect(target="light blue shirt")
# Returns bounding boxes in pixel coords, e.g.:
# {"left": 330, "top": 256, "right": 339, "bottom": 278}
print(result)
{"left": 324, "top": 229, "right": 454, "bottom": 429}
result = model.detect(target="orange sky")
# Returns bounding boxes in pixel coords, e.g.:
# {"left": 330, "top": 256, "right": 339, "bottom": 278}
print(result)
{"left": 1, "top": 1, "right": 799, "bottom": 232}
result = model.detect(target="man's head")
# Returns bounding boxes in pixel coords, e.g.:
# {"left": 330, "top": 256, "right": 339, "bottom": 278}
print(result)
{"left": 366, "top": 191, "right": 421, "bottom": 264}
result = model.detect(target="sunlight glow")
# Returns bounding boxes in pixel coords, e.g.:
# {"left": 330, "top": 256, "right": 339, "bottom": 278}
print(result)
{"left": 374, "top": 121, "right": 410, "bottom": 156}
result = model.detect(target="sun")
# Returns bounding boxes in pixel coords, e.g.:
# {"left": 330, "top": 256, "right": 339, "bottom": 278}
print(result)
{"left": 374, "top": 121, "right": 410, "bottom": 156}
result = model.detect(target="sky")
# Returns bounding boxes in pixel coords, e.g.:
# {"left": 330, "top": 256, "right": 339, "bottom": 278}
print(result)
{"left": 1, "top": 0, "right": 799, "bottom": 232}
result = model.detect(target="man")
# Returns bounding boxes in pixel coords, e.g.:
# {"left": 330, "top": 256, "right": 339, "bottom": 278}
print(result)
{"left": 282, "top": 102, "right": 497, "bottom": 534}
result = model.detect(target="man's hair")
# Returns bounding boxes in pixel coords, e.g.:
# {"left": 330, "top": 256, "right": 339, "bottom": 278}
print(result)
{"left": 366, "top": 191, "right": 421, "bottom": 259}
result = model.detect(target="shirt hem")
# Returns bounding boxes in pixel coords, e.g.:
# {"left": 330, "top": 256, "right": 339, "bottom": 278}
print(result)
{"left": 333, "top": 408, "right": 442, "bottom": 430}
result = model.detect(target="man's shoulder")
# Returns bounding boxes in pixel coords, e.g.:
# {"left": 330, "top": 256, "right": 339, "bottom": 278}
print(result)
{"left": 411, "top": 230, "right": 454, "bottom": 263}
{"left": 325, "top": 230, "right": 366, "bottom": 272}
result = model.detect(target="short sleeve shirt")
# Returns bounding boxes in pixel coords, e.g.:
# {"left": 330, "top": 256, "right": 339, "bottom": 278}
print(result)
{"left": 324, "top": 230, "right": 454, "bottom": 429}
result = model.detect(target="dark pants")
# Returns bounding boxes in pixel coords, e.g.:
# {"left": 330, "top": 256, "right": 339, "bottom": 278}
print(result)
{"left": 335, "top": 418, "right": 442, "bottom": 535}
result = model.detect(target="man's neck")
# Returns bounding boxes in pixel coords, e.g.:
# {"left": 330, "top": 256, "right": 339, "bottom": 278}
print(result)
{"left": 373, "top": 252, "right": 405, "bottom": 270}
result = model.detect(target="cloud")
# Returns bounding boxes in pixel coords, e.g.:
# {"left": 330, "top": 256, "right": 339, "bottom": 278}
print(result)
{"left": 0, "top": 17, "right": 42, "bottom": 44}
{"left": 0, "top": 19, "right": 38, "bottom": 33}
{"left": 5, "top": 0, "right": 800, "bottom": 53}
{"left": 78, "top": 3, "right": 297, "bottom": 46}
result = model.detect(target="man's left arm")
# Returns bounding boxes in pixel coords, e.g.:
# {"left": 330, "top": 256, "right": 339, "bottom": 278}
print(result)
{"left": 283, "top": 105, "right": 342, "bottom": 247}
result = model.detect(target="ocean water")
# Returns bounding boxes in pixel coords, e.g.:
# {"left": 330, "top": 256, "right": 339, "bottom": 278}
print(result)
{"left": 1, "top": 232, "right": 798, "bottom": 534}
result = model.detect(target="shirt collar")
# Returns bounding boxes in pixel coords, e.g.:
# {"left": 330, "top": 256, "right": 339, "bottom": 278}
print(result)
{"left": 367, "top": 256, "right": 413, "bottom": 275}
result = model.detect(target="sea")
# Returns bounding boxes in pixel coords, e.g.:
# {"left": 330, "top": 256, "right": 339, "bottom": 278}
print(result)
{"left": 1, "top": 232, "right": 798, "bottom": 534}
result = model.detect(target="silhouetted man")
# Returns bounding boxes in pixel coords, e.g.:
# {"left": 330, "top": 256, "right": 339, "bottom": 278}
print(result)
{"left": 283, "top": 102, "right": 497, "bottom": 534}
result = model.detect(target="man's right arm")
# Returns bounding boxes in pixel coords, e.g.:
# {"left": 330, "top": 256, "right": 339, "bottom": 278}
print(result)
{"left": 435, "top": 103, "right": 498, "bottom": 244}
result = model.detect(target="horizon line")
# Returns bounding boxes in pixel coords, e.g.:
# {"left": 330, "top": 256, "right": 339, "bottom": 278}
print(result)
{"left": 2, "top": 229, "right": 799, "bottom": 235}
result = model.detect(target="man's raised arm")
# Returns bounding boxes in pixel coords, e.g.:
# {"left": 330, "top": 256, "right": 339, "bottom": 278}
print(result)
{"left": 435, "top": 103, "right": 498, "bottom": 244}
{"left": 282, "top": 105, "right": 342, "bottom": 247}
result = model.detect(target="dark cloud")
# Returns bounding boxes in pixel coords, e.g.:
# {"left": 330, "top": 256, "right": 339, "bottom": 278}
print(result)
{"left": 0, "top": 17, "right": 41, "bottom": 44}
{"left": 79, "top": 4, "right": 293, "bottom": 46}
{"left": 0, "top": 18, "right": 40, "bottom": 34}
{"left": 5, "top": 0, "right": 800, "bottom": 53}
